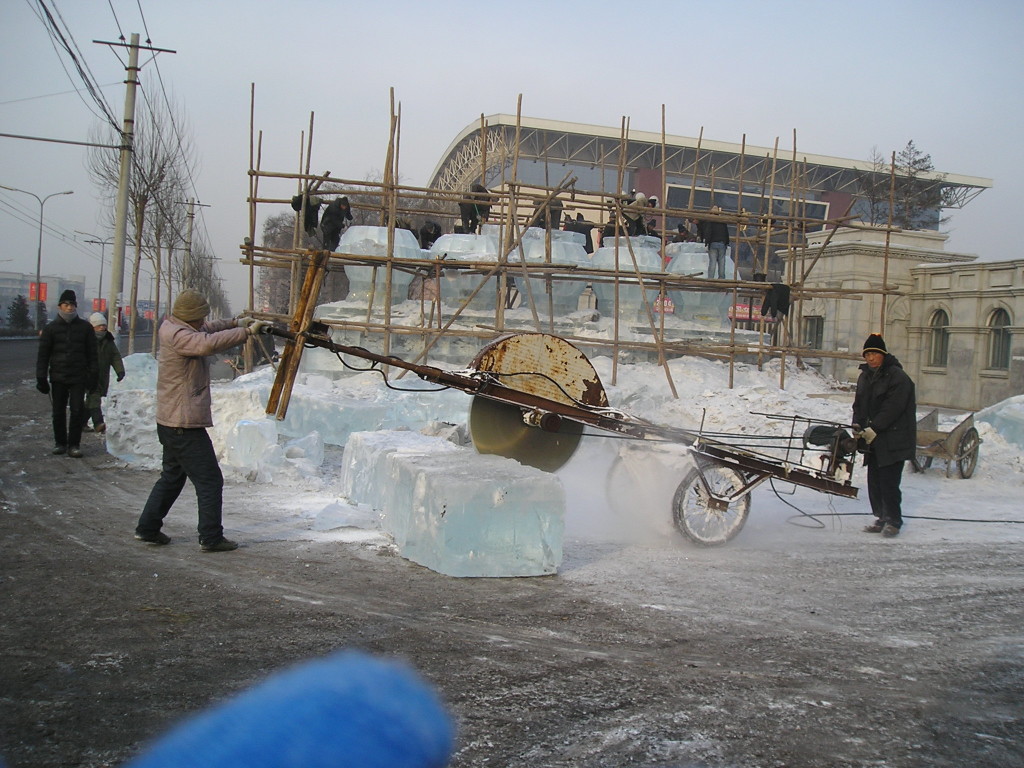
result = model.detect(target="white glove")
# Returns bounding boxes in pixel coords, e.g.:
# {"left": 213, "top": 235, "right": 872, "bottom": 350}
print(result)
{"left": 861, "top": 427, "right": 877, "bottom": 445}
{"left": 248, "top": 320, "right": 271, "bottom": 336}
{"left": 235, "top": 316, "right": 257, "bottom": 329}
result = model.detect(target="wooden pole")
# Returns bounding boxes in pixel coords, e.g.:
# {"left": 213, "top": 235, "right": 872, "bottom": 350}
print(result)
{"left": 881, "top": 151, "right": 896, "bottom": 331}
{"left": 610, "top": 116, "right": 629, "bottom": 385}
{"left": 728, "top": 134, "right": 747, "bottom": 390}
{"left": 689, "top": 126, "right": 703, "bottom": 208}
{"left": 778, "top": 129, "right": 801, "bottom": 390}
{"left": 266, "top": 249, "right": 330, "bottom": 419}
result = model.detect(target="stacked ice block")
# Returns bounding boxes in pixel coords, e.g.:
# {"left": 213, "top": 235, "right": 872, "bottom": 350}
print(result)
{"left": 665, "top": 241, "right": 734, "bottom": 324}
{"left": 340, "top": 430, "right": 565, "bottom": 577}
{"left": 508, "top": 229, "right": 588, "bottom": 316}
{"left": 337, "top": 225, "right": 419, "bottom": 305}
{"left": 590, "top": 237, "right": 664, "bottom": 321}
{"left": 429, "top": 233, "right": 501, "bottom": 311}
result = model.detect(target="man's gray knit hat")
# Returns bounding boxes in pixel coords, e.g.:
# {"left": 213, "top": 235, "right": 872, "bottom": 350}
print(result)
{"left": 173, "top": 289, "right": 210, "bottom": 322}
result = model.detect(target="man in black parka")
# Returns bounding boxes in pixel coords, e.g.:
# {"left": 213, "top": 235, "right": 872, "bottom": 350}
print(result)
{"left": 852, "top": 333, "right": 917, "bottom": 537}
{"left": 36, "top": 290, "right": 98, "bottom": 458}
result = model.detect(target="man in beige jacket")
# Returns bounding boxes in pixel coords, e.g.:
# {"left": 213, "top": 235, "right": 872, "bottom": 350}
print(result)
{"left": 134, "top": 290, "right": 268, "bottom": 552}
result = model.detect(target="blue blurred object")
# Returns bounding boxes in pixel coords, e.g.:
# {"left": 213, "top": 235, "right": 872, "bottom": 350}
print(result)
{"left": 125, "top": 650, "right": 455, "bottom": 768}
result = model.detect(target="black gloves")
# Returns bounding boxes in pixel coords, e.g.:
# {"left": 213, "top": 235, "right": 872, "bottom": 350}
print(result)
{"left": 36, "top": 378, "right": 50, "bottom": 394}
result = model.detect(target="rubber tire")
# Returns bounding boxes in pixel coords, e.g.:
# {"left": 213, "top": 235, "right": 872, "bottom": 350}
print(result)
{"left": 672, "top": 463, "right": 750, "bottom": 546}
{"left": 957, "top": 427, "right": 980, "bottom": 479}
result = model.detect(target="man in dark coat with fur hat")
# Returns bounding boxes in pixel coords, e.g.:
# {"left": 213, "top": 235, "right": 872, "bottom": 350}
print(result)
{"left": 852, "top": 333, "right": 917, "bottom": 537}
{"left": 36, "top": 289, "right": 98, "bottom": 458}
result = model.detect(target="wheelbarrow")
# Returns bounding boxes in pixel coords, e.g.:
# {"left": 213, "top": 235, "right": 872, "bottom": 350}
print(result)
{"left": 910, "top": 409, "right": 981, "bottom": 478}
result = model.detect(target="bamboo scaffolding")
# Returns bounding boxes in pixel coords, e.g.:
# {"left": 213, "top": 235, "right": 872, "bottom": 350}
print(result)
{"left": 243, "top": 97, "right": 906, "bottom": 396}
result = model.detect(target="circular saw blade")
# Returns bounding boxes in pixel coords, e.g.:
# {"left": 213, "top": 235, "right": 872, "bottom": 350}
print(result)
{"left": 466, "top": 333, "right": 607, "bottom": 472}
{"left": 470, "top": 333, "right": 609, "bottom": 409}
{"left": 470, "top": 395, "right": 583, "bottom": 472}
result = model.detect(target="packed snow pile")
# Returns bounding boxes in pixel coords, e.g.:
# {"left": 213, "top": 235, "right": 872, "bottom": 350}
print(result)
{"left": 978, "top": 394, "right": 1024, "bottom": 452}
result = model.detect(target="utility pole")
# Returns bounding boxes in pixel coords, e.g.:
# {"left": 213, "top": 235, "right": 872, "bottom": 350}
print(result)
{"left": 184, "top": 198, "right": 193, "bottom": 285}
{"left": 94, "top": 33, "right": 176, "bottom": 335}
{"left": 105, "top": 32, "right": 138, "bottom": 336}
{"left": 176, "top": 198, "right": 210, "bottom": 289}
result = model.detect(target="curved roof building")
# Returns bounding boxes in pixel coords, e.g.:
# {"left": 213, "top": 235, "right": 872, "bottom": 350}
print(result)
{"left": 429, "top": 114, "right": 991, "bottom": 231}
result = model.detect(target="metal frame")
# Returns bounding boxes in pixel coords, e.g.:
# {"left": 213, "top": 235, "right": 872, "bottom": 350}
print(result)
{"left": 266, "top": 324, "right": 859, "bottom": 503}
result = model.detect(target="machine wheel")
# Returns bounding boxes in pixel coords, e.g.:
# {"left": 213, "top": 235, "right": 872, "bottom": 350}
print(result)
{"left": 671, "top": 463, "right": 750, "bottom": 546}
{"left": 956, "top": 427, "right": 980, "bottom": 479}
{"left": 910, "top": 454, "right": 933, "bottom": 473}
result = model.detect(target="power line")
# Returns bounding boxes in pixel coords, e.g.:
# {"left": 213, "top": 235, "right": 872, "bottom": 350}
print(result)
{"left": 130, "top": 0, "right": 203, "bottom": 209}
{"left": 31, "top": 0, "right": 122, "bottom": 132}
{"left": 24, "top": 1, "right": 225, "bottom": 297}
{"left": 106, "top": 0, "right": 125, "bottom": 41}
{"left": 0, "top": 82, "right": 122, "bottom": 107}
{"left": 133, "top": 0, "right": 153, "bottom": 43}
{"left": 0, "top": 193, "right": 100, "bottom": 260}
{"left": 0, "top": 194, "right": 102, "bottom": 267}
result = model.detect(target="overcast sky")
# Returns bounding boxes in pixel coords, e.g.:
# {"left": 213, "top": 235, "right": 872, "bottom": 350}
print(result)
{"left": 2, "top": 0, "right": 1021, "bottom": 314}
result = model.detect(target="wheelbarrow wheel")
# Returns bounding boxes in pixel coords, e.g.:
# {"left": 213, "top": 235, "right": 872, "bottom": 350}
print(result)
{"left": 672, "top": 463, "right": 750, "bottom": 546}
{"left": 957, "top": 427, "right": 980, "bottom": 479}
{"left": 910, "top": 454, "right": 933, "bottom": 473}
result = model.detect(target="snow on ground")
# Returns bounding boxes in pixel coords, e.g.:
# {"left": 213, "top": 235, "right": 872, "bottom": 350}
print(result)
{"left": 103, "top": 349, "right": 1024, "bottom": 572}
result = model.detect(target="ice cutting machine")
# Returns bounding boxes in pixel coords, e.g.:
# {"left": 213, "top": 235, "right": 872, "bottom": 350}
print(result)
{"left": 265, "top": 326, "right": 859, "bottom": 545}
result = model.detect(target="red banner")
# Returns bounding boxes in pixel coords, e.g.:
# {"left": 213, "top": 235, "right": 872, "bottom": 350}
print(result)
{"left": 30, "top": 282, "right": 48, "bottom": 302}
{"left": 728, "top": 303, "right": 776, "bottom": 323}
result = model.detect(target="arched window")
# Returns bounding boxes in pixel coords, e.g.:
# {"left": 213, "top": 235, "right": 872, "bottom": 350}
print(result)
{"left": 928, "top": 309, "right": 949, "bottom": 367}
{"left": 988, "top": 308, "right": 1011, "bottom": 370}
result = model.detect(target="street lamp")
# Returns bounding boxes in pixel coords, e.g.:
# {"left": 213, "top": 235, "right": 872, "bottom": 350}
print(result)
{"left": 1, "top": 184, "right": 74, "bottom": 330}
{"left": 75, "top": 231, "right": 114, "bottom": 311}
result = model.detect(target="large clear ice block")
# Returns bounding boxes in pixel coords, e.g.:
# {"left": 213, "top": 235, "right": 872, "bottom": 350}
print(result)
{"left": 341, "top": 431, "right": 565, "bottom": 577}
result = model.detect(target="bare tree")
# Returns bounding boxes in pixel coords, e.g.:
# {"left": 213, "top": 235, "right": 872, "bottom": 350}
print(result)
{"left": 87, "top": 94, "right": 204, "bottom": 347}
{"left": 189, "top": 238, "right": 230, "bottom": 316}
{"left": 854, "top": 147, "right": 891, "bottom": 226}
{"left": 255, "top": 213, "right": 295, "bottom": 314}
{"left": 145, "top": 186, "right": 188, "bottom": 352}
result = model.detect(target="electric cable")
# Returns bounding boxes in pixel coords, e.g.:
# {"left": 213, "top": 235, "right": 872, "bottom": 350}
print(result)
{"left": 32, "top": 0, "right": 122, "bottom": 132}
{"left": 768, "top": 477, "right": 1024, "bottom": 527}
{"left": 318, "top": 345, "right": 451, "bottom": 393}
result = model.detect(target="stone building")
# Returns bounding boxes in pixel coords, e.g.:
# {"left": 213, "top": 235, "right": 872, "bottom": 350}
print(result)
{"left": 907, "top": 259, "right": 1023, "bottom": 410}
{"left": 791, "top": 228, "right": 1022, "bottom": 411}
